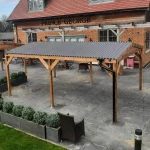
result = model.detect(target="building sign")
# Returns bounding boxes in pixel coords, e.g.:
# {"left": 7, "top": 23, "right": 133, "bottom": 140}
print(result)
{"left": 41, "top": 16, "right": 91, "bottom": 26}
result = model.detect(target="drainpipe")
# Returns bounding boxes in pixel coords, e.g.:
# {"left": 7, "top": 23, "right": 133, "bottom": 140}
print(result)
{"left": 98, "top": 58, "right": 117, "bottom": 123}
{"left": 15, "top": 24, "right": 19, "bottom": 43}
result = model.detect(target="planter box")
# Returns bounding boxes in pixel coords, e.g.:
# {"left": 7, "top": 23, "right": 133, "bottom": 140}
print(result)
{"left": 11, "top": 76, "right": 27, "bottom": 86}
{"left": 0, "top": 111, "right": 20, "bottom": 129}
{"left": 20, "top": 118, "right": 46, "bottom": 139}
{"left": 46, "top": 126, "right": 61, "bottom": 143}
{"left": 0, "top": 83, "right": 8, "bottom": 93}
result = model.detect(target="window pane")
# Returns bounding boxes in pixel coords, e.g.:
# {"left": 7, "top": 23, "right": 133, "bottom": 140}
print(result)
{"left": 29, "top": 0, "right": 33, "bottom": 11}
{"left": 70, "top": 38, "right": 77, "bottom": 42}
{"left": 56, "top": 38, "right": 62, "bottom": 42}
{"left": 78, "top": 38, "right": 85, "bottom": 42}
{"left": 65, "top": 38, "right": 69, "bottom": 42}
{"left": 49, "top": 38, "right": 55, "bottom": 42}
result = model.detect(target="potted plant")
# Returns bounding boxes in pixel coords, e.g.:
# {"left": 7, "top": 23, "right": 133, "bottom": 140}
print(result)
{"left": 0, "top": 77, "right": 8, "bottom": 92}
{"left": 11, "top": 72, "right": 27, "bottom": 86}
{"left": 20, "top": 107, "right": 42, "bottom": 137}
{"left": 32, "top": 111, "right": 48, "bottom": 139}
{"left": 46, "top": 114, "right": 61, "bottom": 143}
{"left": 0, "top": 102, "right": 20, "bottom": 129}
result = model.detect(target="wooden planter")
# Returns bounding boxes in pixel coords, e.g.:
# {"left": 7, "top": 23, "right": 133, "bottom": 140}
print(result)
{"left": 0, "top": 83, "right": 8, "bottom": 93}
{"left": 20, "top": 118, "right": 46, "bottom": 139}
{"left": 46, "top": 126, "right": 61, "bottom": 143}
{"left": 11, "top": 76, "right": 27, "bottom": 86}
{"left": 0, "top": 111, "right": 20, "bottom": 129}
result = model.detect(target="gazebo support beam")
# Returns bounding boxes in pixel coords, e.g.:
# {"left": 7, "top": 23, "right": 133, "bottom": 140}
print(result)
{"left": 5, "top": 56, "right": 11, "bottom": 96}
{"left": 48, "top": 59, "right": 54, "bottom": 107}
{"left": 54, "top": 67, "right": 56, "bottom": 78}
{"left": 0, "top": 56, "right": 4, "bottom": 71}
{"left": 90, "top": 62, "right": 93, "bottom": 83}
{"left": 113, "top": 64, "right": 118, "bottom": 123}
{"left": 99, "top": 60, "right": 118, "bottom": 123}
{"left": 139, "top": 53, "right": 143, "bottom": 90}
{"left": 24, "top": 58, "right": 27, "bottom": 74}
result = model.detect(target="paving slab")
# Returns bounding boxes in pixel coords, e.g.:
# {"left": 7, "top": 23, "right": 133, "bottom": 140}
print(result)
{"left": 1, "top": 60, "right": 150, "bottom": 150}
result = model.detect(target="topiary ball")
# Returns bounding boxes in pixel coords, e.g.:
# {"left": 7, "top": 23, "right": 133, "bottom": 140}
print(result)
{"left": 18, "top": 72, "right": 25, "bottom": 78}
{"left": 33, "top": 111, "right": 48, "bottom": 125}
{"left": 22, "top": 107, "right": 35, "bottom": 121}
{"left": 0, "top": 77, "right": 7, "bottom": 84}
{"left": 12, "top": 105, "right": 24, "bottom": 117}
{"left": 3, "top": 102, "right": 14, "bottom": 113}
{"left": 46, "top": 114, "right": 60, "bottom": 129}
{"left": 11, "top": 73, "right": 18, "bottom": 79}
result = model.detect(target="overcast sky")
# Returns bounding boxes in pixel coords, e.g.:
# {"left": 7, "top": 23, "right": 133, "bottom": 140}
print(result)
{"left": 0, "top": 0, "right": 20, "bottom": 17}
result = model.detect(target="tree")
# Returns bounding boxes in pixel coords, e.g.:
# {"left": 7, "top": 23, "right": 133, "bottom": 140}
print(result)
{"left": 0, "top": 15, "right": 13, "bottom": 32}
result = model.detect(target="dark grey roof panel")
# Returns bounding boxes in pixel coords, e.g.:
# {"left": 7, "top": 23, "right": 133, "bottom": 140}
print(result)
{"left": 0, "top": 32, "right": 14, "bottom": 40}
{"left": 7, "top": 42, "right": 132, "bottom": 60}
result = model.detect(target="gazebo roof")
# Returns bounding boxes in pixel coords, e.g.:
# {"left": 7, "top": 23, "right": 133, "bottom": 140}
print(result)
{"left": 7, "top": 42, "right": 135, "bottom": 60}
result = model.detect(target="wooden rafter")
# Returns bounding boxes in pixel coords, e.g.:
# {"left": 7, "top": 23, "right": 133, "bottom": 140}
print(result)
{"left": 6, "top": 56, "right": 13, "bottom": 66}
{"left": 102, "top": 62, "right": 113, "bottom": 78}
{"left": 50, "top": 60, "right": 59, "bottom": 71}
{"left": 39, "top": 58, "right": 49, "bottom": 70}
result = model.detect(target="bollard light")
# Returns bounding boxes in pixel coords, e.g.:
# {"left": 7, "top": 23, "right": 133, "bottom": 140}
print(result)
{"left": 135, "top": 129, "right": 142, "bottom": 150}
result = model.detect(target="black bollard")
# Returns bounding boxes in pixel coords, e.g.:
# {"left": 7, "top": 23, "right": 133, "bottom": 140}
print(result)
{"left": 134, "top": 129, "right": 142, "bottom": 150}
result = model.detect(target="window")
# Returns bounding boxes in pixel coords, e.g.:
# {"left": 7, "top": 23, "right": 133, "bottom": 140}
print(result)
{"left": 28, "top": 0, "right": 49, "bottom": 11}
{"left": 27, "top": 33, "right": 37, "bottom": 43}
{"left": 99, "top": 30, "right": 117, "bottom": 42}
{"left": 47, "top": 35, "right": 85, "bottom": 42}
{"left": 146, "top": 32, "right": 150, "bottom": 52}
{"left": 89, "top": 0, "right": 114, "bottom": 5}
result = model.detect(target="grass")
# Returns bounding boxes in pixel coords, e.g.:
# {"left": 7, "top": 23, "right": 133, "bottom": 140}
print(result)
{"left": 0, "top": 123, "right": 67, "bottom": 150}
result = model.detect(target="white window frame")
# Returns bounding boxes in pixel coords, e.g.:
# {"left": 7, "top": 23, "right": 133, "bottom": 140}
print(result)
{"left": 28, "top": 0, "right": 44, "bottom": 12}
{"left": 146, "top": 32, "right": 150, "bottom": 53}
{"left": 47, "top": 35, "right": 85, "bottom": 42}
{"left": 99, "top": 29, "right": 117, "bottom": 42}
{"left": 27, "top": 32, "right": 37, "bottom": 43}
{"left": 89, "top": 0, "right": 114, "bottom": 5}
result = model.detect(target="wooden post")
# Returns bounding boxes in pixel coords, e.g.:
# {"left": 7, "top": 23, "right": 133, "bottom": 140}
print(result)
{"left": 90, "top": 62, "right": 93, "bottom": 83}
{"left": 139, "top": 56, "right": 143, "bottom": 90}
{"left": 24, "top": 58, "right": 27, "bottom": 74}
{"left": 53, "top": 67, "right": 56, "bottom": 78}
{"left": 48, "top": 59, "right": 54, "bottom": 107}
{"left": 0, "top": 57, "right": 4, "bottom": 71}
{"left": 113, "top": 63, "right": 118, "bottom": 123}
{"left": 5, "top": 56, "right": 11, "bottom": 96}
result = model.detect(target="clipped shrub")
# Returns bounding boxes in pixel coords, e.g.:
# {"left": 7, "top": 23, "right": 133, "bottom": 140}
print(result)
{"left": 0, "top": 93, "right": 4, "bottom": 110}
{"left": 46, "top": 114, "right": 60, "bottom": 129}
{"left": 22, "top": 107, "right": 35, "bottom": 121}
{"left": 33, "top": 111, "right": 48, "bottom": 125}
{"left": 3, "top": 102, "right": 14, "bottom": 113}
{"left": 12, "top": 105, "right": 24, "bottom": 117}
{"left": 18, "top": 72, "right": 26, "bottom": 78}
{"left": 0, "top": 77, "right": 7, "bottom": 84}
{"left": 11, "top": 73, "right": 18, "bottom": 79}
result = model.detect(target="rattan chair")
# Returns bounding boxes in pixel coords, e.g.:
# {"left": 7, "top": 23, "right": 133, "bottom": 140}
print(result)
{"left": 58, "top": 112, "right": 85, "bottom": 144}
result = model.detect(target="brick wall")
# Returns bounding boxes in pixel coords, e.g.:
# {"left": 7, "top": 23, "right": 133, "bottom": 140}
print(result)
{"left": 120, "top": 28, "right": 150, "bottom": 66}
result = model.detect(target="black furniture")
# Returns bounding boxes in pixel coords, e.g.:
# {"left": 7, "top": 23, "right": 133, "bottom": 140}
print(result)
{"left": 58, "top": 112, "right": 85, "bottom": 144}
{"left": 78, "top": 63, "right": 89, "bottom": 71}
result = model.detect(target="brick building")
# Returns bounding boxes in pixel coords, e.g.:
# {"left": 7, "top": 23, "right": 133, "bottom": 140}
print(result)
{"left": 8, "top": 0, "right": 150, "bottom": 66}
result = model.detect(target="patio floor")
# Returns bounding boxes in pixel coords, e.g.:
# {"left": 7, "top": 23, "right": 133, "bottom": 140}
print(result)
{"left": 1, "top": 60, "right": 150, "bottom": 150}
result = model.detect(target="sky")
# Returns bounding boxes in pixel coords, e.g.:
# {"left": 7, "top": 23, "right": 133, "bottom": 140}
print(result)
{"left": 0, "top": 0, "right": 20, "bottom": 18}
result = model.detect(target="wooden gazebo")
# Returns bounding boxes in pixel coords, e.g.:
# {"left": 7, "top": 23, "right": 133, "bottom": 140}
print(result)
{"left": 5, "top": 42, "right": 143, "bottom": 123}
